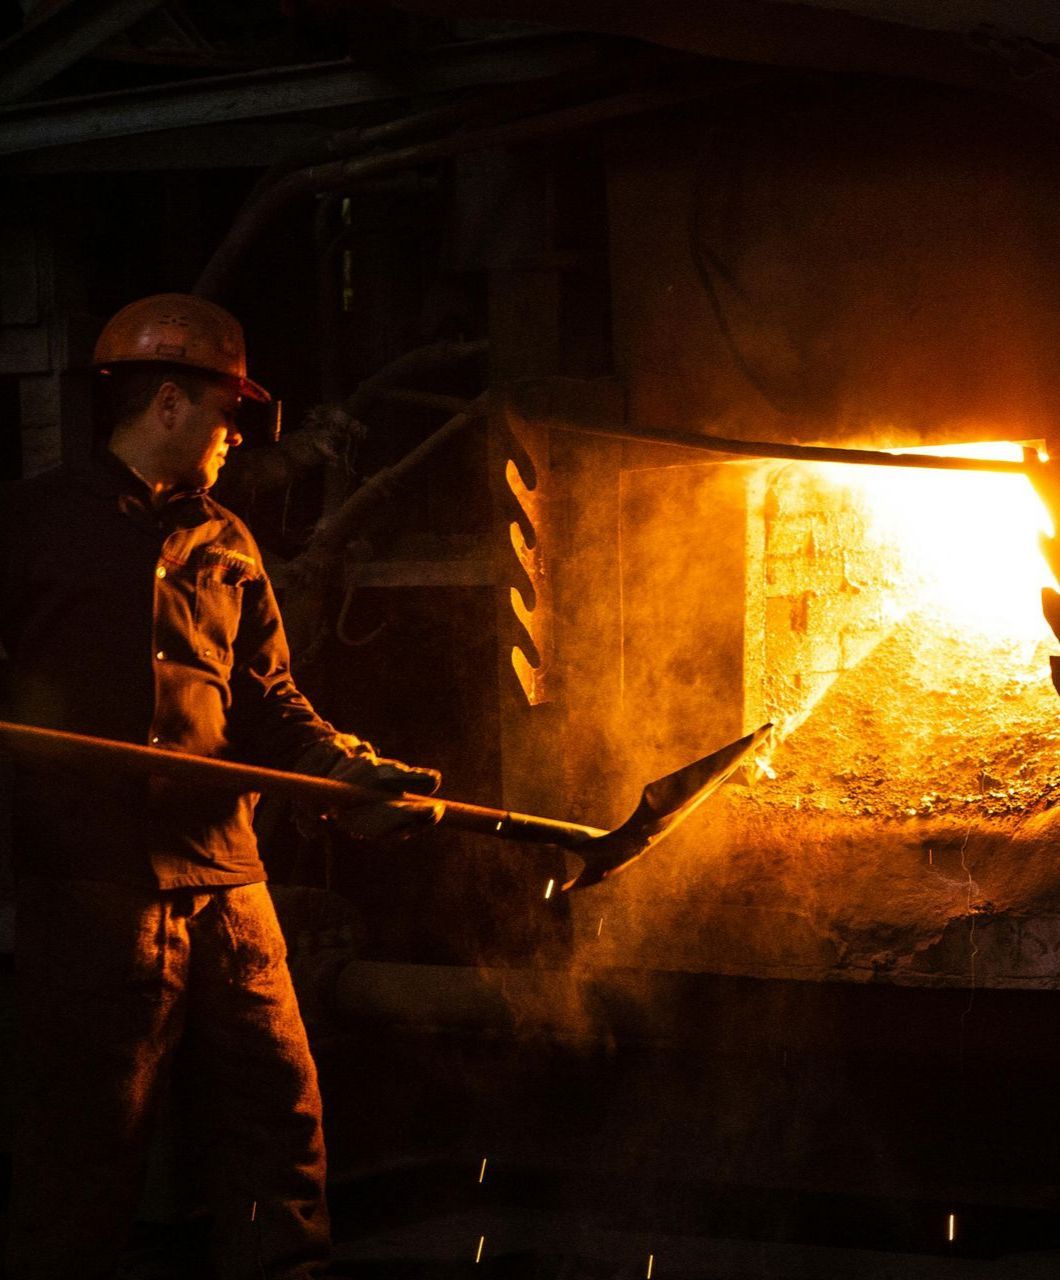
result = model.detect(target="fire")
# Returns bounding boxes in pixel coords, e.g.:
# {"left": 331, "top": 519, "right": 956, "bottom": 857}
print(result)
{"left": 833, "top": 442, "right": 1053, "bottom": 645}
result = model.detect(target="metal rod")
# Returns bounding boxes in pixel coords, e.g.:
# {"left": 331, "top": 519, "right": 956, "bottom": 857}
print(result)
{"left": 558, "top": 420, "right": 1032, "bottom": 475}
{"left": 0, "top": 720, "right": 604, "bottom": 847}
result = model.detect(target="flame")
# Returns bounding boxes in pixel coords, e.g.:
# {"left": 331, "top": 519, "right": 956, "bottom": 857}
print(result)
{"left": 833, "top": 441, "right": 1053, "bottom": 644}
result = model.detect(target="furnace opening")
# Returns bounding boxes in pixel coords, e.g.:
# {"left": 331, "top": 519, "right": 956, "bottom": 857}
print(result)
{"left": 762, "top": 442, "right": 1059, "bottom": 822}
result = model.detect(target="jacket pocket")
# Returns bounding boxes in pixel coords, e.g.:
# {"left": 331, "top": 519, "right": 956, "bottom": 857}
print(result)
{"left": 193, "top": 565, "right": 246, "bottom": 665}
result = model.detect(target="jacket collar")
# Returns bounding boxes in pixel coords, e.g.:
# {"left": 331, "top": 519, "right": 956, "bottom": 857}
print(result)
{"left": 86, "top": 450, "right": 214, "bottom": 527}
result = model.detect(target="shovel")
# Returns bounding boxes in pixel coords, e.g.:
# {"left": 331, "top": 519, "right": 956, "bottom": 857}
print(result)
{"left": 0, "top": 720, "right": 771, "bottom": 892}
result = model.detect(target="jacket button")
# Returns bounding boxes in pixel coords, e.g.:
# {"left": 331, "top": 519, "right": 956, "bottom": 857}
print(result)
{"left": 155, "top": 650, "right": 166, "bottom": 661}
{"left": 156, "top": 565, "right": 167, "bottom": 579}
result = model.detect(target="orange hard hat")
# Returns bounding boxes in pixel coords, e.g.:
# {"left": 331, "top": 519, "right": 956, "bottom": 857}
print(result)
{"left": 93, "top": 293, "right": 271, "bottom": 402}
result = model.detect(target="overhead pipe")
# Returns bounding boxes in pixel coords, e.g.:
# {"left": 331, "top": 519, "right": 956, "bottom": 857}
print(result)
{"left": 193, "top": 76, "right": 756, "bottom": 299}
{"left": 246, "top": 59, "right": 631, "bottom": 199}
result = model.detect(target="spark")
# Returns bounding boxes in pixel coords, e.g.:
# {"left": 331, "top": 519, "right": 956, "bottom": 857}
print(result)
{"left": 948, "top": 1213, "right": 956, "bottom": 1243}
{"left": 495, "top": 820, "right": 503, "bottom": 832}
{"left": 646, "top": 1253, "right": 654, "bottom": 1278}
{"left": 928, "top": 848, "right": 933, "bottom": 866}
{"left": 475, "top": 1236, "right": 486, "bottom": 1264}
{"left": 755, "top": 754, "right": 777, "bottom": 780}
{"left": 478, "top": 1157, "right": 487, "bottom": 1184}
{"left": 544, "top": 878, "right": 555, "bottom": 900}
{"left": 250, "top": 1201, "right": 257, "bottom": 1222}
{"left": 596, "top": 916, "right": 604, "bottom": 938}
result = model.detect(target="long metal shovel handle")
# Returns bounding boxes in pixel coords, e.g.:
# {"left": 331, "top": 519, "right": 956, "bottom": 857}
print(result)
{"left": 0, "top": 720, "right": 770, "bottom": 891}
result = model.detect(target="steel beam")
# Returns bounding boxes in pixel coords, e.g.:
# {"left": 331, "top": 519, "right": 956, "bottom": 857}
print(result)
{"left": 0, "top": 33, "right": 601, "bottom": 157}
{"left": 0, "top": 0, "right": 166, "bottom": 104}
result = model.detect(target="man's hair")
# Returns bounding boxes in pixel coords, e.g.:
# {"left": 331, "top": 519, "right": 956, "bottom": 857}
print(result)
{"left": 93, "top": 362, "right": 217, "bottom": 435}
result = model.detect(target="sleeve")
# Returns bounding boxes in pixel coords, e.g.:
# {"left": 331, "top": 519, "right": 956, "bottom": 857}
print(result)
{"left": 227, "top": 565, "right": 366, "bottom": 772}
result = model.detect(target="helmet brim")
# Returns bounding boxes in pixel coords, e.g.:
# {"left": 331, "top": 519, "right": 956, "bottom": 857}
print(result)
{"left": 94, "top": 358, "right": 272, "bottom": 404}
{"left": 238, "top": 374, "right": 272, "bottom": 404}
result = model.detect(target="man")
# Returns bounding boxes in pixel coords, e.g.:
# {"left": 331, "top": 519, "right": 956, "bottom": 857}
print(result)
{"left": 0, "top": 294, "right": 440, "bottom": 1279}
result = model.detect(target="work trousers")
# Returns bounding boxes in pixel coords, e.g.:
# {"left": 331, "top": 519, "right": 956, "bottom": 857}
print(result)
{"left": 5, "top": 878, "right": 331, "bottom": 1280}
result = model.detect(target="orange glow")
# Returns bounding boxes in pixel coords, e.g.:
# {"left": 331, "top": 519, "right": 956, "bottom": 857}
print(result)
{"left": 835, "top": 442, "right": 1052, "bottom": 644}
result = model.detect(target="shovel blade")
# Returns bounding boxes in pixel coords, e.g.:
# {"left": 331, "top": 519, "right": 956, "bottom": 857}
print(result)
{"left": 562, "top": 723, "right": 773, "bottom": 891}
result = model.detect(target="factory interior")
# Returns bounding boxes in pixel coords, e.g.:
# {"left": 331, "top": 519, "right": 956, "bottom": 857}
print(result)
{"left": 7, "top": 1, "right": 1060, "bottom": 1275}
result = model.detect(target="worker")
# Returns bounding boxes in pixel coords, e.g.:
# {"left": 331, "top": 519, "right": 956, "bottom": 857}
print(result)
{"left": 0, "top": 294, "right": 441, "bottom": 1279}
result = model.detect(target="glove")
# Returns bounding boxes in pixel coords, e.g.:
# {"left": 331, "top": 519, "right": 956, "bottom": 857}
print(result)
{"left": 300, "top": 735, "right": 442, "bottom": 840}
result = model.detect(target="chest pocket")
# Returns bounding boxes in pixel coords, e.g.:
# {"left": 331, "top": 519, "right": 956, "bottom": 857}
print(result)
{"left": 193, "top": 555, "right": 255, "bottom": 665}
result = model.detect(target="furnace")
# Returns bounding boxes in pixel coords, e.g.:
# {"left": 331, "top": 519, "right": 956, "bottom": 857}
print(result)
{"left": 483, "top": 79, "right": 1060, "bottom": 999}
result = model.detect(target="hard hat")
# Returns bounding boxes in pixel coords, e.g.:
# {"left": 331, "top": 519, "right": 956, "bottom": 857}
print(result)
{"left": 93, "top": 293, "right": 271, "bottom": 402}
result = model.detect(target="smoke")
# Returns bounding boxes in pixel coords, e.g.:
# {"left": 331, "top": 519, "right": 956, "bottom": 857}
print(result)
{"left": 506, "top": 442, "right": 1060, "bottom": 1004}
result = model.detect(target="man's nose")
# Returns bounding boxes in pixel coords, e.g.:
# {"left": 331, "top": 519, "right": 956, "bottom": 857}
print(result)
{"left": 226, "top": 426, "right": 243, "bottom": 448}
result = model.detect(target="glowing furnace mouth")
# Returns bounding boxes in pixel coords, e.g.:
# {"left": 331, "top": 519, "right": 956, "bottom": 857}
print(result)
{"left": 761, "top": 441, "right": 1060, "bottom": 822}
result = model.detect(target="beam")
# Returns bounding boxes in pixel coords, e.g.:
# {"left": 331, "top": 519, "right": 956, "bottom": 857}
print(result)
{"left": 391, "top": 0, "right": 1060, "bottom": 126}
{"left": 0, "top": 0, "right": 166, "bottom": 104}
{"left": 0, "top": 32, "right": 601, "bottom": 157}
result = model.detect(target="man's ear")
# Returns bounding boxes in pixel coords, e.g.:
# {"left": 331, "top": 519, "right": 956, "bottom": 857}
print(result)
{"left": 155, "top": 380, "right": 185, "bottom": 429}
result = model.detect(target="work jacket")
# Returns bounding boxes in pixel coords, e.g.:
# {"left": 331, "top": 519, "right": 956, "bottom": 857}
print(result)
{"left": 0, "top": 452, "right": 343, "bottom": 888}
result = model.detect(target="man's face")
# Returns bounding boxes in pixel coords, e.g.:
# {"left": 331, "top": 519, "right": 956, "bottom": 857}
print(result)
{"left": 168, "top": 380, "right": 243, "bottom": 490}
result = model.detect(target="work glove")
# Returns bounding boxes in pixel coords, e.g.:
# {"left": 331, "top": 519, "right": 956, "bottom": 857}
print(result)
{"left": 299, "top": 735, "right": 442, "bottom": 840}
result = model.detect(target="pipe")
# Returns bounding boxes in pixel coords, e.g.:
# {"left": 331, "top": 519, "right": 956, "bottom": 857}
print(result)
{"left": 358, "top": 388, "right": 471, "bottom": 415}
{"left": 193, "top": 78, "right": 737, "bottom": 299}
{"left": 248, "top": 60, "right": 629, "bottom": 197}
{"left": 290, "top": 396, "right": 489, "bottom": 582}
{"left": 345, "top": 340, "right": 487, "bottom": 418}
{"left": 553, "top": 419, "right": 1033, "bottom": 475}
